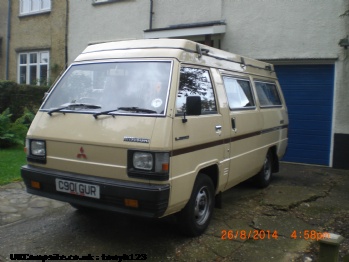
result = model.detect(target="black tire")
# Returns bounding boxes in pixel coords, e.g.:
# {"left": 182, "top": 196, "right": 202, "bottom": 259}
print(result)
{"left": 177, "top": 174, "right": 215, "bottom": 237}
{"left": 254, "top": 150, "right": 273, "bottom": 188}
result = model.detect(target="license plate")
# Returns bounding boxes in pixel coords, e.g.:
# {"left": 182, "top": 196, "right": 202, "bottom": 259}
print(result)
{"left": 55, "top": 179, "right": 100, "bottom": 199}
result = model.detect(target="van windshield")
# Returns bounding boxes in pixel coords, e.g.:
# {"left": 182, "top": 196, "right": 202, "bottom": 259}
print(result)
{"left": 42, "top": 61, "right": 172, "bottom": 115}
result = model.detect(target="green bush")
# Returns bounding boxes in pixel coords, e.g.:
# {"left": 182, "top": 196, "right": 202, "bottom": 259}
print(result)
{"left": 0, "top": 108, "right": 35, "bottom": 148}
{"left": 0, "top": 108, "right": 20, "bottom": 148}
{"left": 0, "top": 81, "right": 48, "bottom": 122}
{"left": 0, "top": 81, "right": 46, "bottom": 148}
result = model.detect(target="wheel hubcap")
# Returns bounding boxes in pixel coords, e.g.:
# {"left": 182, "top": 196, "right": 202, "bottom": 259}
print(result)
{"left": 194, "top": 186, "right": 210, "bottom": 225}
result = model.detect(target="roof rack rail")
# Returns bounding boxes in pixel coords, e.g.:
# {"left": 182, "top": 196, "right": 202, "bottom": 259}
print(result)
{"left": 196, "top": 44, "right": 209, "bottom": 58}
{"left": 195, "top": 46, "right": 274, "bottom": 72}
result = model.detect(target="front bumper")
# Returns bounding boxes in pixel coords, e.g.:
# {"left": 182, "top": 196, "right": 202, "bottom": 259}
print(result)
{"left": 21, "top": 165, "right": 170, "bottom": 218}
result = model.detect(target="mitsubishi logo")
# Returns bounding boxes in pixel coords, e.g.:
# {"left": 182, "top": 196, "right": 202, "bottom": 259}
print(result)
{"left": 77, "top": 147, "right": 87, "bottom": 159}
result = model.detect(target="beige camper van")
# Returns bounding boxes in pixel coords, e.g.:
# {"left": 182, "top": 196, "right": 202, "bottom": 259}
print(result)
{"left": 21, "top": 39, "right": 288, "bottom": 236}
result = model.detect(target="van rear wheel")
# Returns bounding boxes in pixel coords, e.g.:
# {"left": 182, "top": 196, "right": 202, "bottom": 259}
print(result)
{"left": 177, "top": 174, "right": 215, "bottom": 237}
{"left": 255, "top": 151, "right": 273, "bottom": 188}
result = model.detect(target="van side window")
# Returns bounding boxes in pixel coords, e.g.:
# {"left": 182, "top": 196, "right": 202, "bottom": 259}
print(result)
{"left": 223, "top": 77, "right": 255, "bottom": 110}
{"left": 176, "top": 67, "right": 217, "bottom": 114}
{"left": 254, "top": 81, "right": 282, "bottom": 107}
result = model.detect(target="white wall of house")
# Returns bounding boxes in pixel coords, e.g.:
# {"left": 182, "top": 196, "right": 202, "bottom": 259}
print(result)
{"left": 68, "top": 0, "right": 149, "bottom": 62}
{"left": 68, "top": 0, "right": 346, "bottom": 61}
{"left": 335, "top": 50, "right": 349, "bottom": 134}
{"left": 151, "top": 0, "right": 222, "bottom": 28}
{"left": 219, "top": 0, "right": 349, "bottom": 138}
{"left": 221, "top": 0, "right": 342, "bottom": 59}
{"left": 333, "top": 1, "right": 349, "bottom": 135}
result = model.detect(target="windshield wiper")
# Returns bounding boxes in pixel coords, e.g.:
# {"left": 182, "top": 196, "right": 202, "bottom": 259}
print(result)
{"left": 93, "top": 107, "right": 157, "bottom": 119}
{"left": 118, "top": 107, "right": 157, "bottom": 114}
{"left": 93, "top": 108, "right": 120, "bottom": 119}
{"left": 48, "top": 103, "right": 102, "bottom": 116}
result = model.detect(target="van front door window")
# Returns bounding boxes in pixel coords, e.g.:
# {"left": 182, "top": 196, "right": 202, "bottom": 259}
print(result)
{"left": 176, "top": 67, "right": 217, "bottom": 114}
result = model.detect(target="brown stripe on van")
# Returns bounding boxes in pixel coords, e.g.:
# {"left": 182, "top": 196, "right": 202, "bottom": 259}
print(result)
{"left": 170, "top": 125, "right": 288, "bottom": 157}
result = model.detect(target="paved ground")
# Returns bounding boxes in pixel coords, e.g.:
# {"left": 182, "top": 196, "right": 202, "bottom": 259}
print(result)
{"left": 0, "top": 163, "right": 348, "bottom": 261}
{"left": 0, "top": 182, "right": 65, "bottom": 226}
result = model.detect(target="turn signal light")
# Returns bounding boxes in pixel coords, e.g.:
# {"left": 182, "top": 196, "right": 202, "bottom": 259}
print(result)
{"left": 124, "top": 199, "right": 139, "bottom": 208}
{"left": 31, "top": 180, "right": 41, "bottom": 189}
{"left": 162, "top": 163, "right": 169, "bottom": 171}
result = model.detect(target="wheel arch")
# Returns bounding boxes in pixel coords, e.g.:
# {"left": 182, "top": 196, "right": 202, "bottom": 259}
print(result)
{"left": 197, "top": 164, "right": 219, "bottom": 193}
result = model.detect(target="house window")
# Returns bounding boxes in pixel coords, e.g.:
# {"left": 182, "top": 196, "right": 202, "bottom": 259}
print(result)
{"left": 20, "top": 0, "right": 51, "bottom": 16}
{"left": 18, "top": 51, "right": 49, "bottom": 85}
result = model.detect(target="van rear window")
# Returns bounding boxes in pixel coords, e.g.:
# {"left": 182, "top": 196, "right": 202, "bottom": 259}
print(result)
{"left": 223, "top": 77, "right": 255, "bottom": 110}
{"left": 254, "top": 81, "right": 282, "bottom": 107}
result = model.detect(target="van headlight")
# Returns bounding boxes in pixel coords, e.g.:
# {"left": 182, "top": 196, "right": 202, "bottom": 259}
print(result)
{"left": 26, "top": 139, "right": 47, "bottom": 164}
{"left": 133, "top": 152, "right": 153, "bottom": 170}
{"left": 31, "top": 140, "right": 46, "bottom": 156}
{"left": 128, "top": 151, "right": 169, "bottom": 181}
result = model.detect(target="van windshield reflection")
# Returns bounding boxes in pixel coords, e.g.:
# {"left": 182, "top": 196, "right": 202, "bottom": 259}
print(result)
{"left": 42, "top": 61, "right": 172, "bottom": 115}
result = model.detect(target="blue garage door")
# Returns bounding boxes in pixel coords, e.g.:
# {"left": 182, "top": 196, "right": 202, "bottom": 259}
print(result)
{"left": 275, "top": 65, "right": 334, "bottom": 166}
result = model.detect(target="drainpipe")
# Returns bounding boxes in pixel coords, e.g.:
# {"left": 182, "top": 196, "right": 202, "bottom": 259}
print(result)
{"left": 65, "top": 0, "right": 69, "bottom": 68}
{"left": 149, "top": 0, "right": 153, "bottom": 30}
{"left": 5, "top": 0, "right": 11, "bottom": 80}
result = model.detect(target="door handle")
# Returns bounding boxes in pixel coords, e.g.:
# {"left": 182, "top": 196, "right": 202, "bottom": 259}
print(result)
{"left": 231, "top": 118, "right": 237, "bottom": 133}
{"left": 215, "top": 125, "right": 222, "bottom": 135}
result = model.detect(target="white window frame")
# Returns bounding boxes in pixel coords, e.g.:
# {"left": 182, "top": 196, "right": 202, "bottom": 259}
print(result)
{"left": 19, "top": 0, "right": 51, "bottom": 16}
{"left": 18, "top": 51, "right": 50, "bottom": 86}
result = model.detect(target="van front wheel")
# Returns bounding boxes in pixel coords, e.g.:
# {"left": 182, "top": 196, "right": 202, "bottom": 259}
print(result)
{"left": 255, "top": 151, "right": 273, "bottom": 188}
{"left": 177, "top": 174, "right": 215, "bottom": 237}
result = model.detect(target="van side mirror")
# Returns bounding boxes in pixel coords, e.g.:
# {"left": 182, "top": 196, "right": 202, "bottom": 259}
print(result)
{"left": 186, "top": 96, "right": 201, "bottom": 116}
{"left": 182, "top": 96, "right": 201, "bottom": 123}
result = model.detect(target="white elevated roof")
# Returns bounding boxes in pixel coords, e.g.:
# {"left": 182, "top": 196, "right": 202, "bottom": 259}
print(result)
{"left": 77, "top": 39, "right": 275, "bottom": 76}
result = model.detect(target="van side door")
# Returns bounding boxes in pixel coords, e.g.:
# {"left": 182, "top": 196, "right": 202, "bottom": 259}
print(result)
{"left": 221, "top": 75, "right": 265, "bottom": 189}
{"left": 253, "top": 78, "right": 289, "bottom": 159}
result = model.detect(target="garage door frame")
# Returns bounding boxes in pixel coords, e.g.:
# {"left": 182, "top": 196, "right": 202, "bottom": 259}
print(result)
{"left": 270, "top": 60, "right": 336, "bottom": 166}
